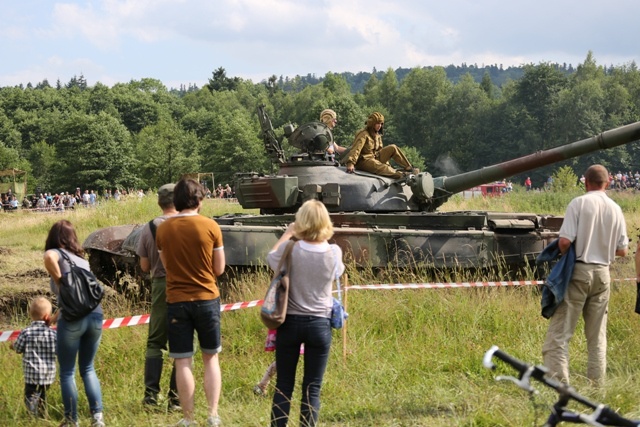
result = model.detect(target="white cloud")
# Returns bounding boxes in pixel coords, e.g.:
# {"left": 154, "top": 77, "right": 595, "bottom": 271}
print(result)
{"left": 0, "top": 0, "right": 639, "bottom": 87}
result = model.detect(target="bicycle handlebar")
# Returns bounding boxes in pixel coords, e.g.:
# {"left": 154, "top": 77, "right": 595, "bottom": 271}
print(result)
{"left": 483, "top": 345, "right": 639, "bottom": 426}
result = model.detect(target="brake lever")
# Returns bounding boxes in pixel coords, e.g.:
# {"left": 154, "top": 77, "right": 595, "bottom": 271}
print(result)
{"left": 495, "top": 365, "right": 537, "bottom": 394}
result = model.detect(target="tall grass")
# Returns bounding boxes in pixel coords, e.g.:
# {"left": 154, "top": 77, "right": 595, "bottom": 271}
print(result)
{"left": 1, "top": 191, "right": 640, "bottom": 426}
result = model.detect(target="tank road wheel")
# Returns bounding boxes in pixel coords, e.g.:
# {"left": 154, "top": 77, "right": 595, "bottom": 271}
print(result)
{"left": 388, "top": 238, "right": 419, "bottom": 269}
{"left": 88, "top": 250, "right": 151, "bottom": 301}
{"left": 88, "top": 250, "right": 118, "bottom": 287}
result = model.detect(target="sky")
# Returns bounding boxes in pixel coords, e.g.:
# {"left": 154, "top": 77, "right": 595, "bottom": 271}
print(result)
{"left": 1, "top": 0, "right": 639, "bottom": 89}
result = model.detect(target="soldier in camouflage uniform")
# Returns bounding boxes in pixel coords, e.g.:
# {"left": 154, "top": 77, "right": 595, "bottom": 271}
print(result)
{"left": 343, "top": 112, "right": 413, "bottom": 179}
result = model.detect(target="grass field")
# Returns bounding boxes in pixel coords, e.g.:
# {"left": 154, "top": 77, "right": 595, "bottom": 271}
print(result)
{"left": 1, "top": 190, "right": 640, "bottom": 426}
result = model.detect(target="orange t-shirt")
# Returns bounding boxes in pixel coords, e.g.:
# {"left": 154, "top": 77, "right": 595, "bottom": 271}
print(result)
{"left": 156, "top": 213, "right": 224, "bottom": 303}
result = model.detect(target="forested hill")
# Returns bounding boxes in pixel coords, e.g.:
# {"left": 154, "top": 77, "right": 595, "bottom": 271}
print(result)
{"left": 274, "top": 63, "right": 557, "bottom": 93}
{"left": 1, "top": 52, "right": 639, "bottom": 195}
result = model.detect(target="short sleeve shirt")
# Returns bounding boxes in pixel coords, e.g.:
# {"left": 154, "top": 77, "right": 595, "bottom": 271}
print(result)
{"left": 136, "top": 216, "right": 170, "bottom": 278}
{"left": 559, "top": 190, "right": 628, "bottom": 265}
{"left": 156, "top": 213, "right": 224, "bottom": 303}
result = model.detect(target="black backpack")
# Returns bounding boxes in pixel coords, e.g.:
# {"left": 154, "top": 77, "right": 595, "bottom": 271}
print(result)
{"left": 57, "top": 250, "right": 104, "bottom": 321}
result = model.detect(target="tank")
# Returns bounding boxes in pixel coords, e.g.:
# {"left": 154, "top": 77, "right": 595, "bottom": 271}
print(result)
{"left": 84, "top": 105, "right": 640, "bottom": 287}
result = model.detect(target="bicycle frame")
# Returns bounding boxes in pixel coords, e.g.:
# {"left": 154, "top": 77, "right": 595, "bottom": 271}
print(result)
{"left": 483, "top": 345, "right": 639, "bottom": 426}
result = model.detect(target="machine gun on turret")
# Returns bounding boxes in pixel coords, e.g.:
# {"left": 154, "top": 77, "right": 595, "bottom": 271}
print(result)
{"left": 257, "top": 104, "right": 286, "bottom": 165}
{"left": 257, "top": 104, "right": 335, "bottom": 164}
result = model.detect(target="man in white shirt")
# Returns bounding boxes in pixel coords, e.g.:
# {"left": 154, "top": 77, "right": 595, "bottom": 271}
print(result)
{"left": 542, "top": 164, "right": 628, "bottom": 385}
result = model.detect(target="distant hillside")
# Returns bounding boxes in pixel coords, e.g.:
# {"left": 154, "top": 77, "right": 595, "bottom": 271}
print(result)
{"left": 274, "top": 63, "right": 577, "bottom": 93}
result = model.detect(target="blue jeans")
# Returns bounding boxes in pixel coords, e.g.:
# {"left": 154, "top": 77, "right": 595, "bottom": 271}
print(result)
{"left": 57, "top": 311, "right": 103, "bottom": 421}
{"left": 271, "top": 315, "right": 332, "bottom": 427}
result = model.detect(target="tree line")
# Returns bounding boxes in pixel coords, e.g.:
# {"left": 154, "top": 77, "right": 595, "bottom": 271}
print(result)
{"left": 1, "top": 52, "right": 639, "bottom": 194}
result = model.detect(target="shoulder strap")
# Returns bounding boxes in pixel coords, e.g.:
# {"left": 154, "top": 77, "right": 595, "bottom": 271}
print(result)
{"left": 148, "top": 219, "right": 157, "bottom": 240}
{"left": 274, "top": 240, "right": 296, "bottom": 275}
{"left": 56, "top": 248, "right": 76, "bottom": 267}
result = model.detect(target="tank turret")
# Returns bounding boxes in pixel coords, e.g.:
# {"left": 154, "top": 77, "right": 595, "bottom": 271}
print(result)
{"left": 238, "top": 106, "right": 640, "bottom": 214}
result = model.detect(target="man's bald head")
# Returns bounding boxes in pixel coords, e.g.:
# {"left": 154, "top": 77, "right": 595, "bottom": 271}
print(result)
{"left": 585, "top": 164, "right": 609, "bottom": 189}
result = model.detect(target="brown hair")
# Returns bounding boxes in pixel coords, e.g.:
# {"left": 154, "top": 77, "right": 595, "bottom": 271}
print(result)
{"left": 173, "top": 178, "right": 204, "bottom": 211}
{"left": 44, "top": 220, "right": 84, "bottom": 257}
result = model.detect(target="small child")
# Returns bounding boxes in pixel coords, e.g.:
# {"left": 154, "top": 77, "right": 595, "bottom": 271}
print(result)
{"left": 253, "top": 329, "right": 303, "bottom": 397}
{"left": 11, "top": 296, "right": 57, "bottom": 417}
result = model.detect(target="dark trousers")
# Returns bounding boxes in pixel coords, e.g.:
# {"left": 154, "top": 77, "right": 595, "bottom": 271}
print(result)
{"left": 25, "top": 383, "right": 49, "bottom": 416}
{"left": 271, "top": 315, "right": 332, "bottom": 427}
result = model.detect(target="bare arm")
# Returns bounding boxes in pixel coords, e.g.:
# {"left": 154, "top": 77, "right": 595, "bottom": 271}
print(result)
{"left": 634, "top": 241, "right": 640, "bottom": 281}
{"left": 139, "top": 256, "right": 151, "bottom": 273}
{"left": 270, "top": 223, "right": 296, "bottom": 253}
{"left": 557, "top": 237, "right": 572, "bottom": 255}
{"left": 43, "top": 249, "right": 62, "bottom": 285}
{"left": 213, "top": 248, "right": 226, "bottom": 277}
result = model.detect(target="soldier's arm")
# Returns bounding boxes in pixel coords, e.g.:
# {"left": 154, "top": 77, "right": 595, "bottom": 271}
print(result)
{"left": 345, "top": 132, "right": 367, "bottom": 171}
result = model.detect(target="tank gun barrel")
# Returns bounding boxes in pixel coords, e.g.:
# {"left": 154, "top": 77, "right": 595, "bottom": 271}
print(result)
{"left": 437, "top": 121, "right": 640, "bottom": 196}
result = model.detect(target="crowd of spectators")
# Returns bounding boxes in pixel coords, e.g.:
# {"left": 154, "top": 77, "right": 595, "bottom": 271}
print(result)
{"left": 213, "top": 183, "right": 235, "bottom": 199}
{"left": 2, "top": 184, "right": 228, "bottom": 213}
{"left": 2, "top": 188, "right": 148, "bottom": 212}
{"left": 608, "top": 170, "right": 640, "bottom": 190}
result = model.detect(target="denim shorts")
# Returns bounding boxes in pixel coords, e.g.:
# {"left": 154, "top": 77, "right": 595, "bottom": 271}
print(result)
{"left": 167, "top": 298, "right": 221, "bottom": 358}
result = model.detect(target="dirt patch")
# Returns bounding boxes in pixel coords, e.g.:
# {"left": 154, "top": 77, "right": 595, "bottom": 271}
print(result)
{"left": 2, "top": 269, "right": 49, "bottom": 280}
{"left": 0, "top": 290, "right": 52, "bottom": 328}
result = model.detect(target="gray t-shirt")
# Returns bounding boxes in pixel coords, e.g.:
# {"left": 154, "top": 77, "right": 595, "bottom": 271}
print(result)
{"left": 136, "top": 215, "right": 170, "bottom": 279}
{"left": 267, "top": 240, "right": 345, "bottom": 318}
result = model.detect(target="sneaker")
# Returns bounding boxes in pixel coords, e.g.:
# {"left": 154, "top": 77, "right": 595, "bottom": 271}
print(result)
{"left": 167, "top": 399, "right": 182, "bottom": 413}
{"left": 252, "top": 384, "right": 267, "bottom": 397}
{"left": 91, "top": 412, "right": 105, "bottom": 427}
{"left": 27, "top": 398, "right": 39, "bottom": 416}
{"left": 206, "top": 415, "right": 222, "bottom": 426}
{"left": 175, "top": 419, "right": 198, "bottom": 427}
{"left": 143, "top": 393, "right": 159, "bottom": 407}
{"left": 59, "top": 419, "right": 79, "bottom": 427}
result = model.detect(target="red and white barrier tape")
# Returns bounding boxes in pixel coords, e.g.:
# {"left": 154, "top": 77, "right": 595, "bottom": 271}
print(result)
{"left": 0, "top": 300, "right": 265, "bottom": 342}
{"left": 1, "top": 278, "right": 635, "bottom": 342}
{"left": 347, "top": 280, "right": 543, "bottom": 290}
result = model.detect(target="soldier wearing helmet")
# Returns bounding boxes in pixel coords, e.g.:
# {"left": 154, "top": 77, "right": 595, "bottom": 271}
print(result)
{"left": 343, "top": 112, "right": 413, "bottom": 178}
{"left": 319, "top": 109, "right": 347, "bottom": 156}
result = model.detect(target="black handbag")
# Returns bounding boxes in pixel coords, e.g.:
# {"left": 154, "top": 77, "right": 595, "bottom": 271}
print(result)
{"left": 57, "top": 250, "right": 104, "bottom": 321}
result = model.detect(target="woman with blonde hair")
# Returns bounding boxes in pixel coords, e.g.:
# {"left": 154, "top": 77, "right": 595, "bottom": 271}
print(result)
{"left": 267, "top": 200, "right": 344, "bottom": 427}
